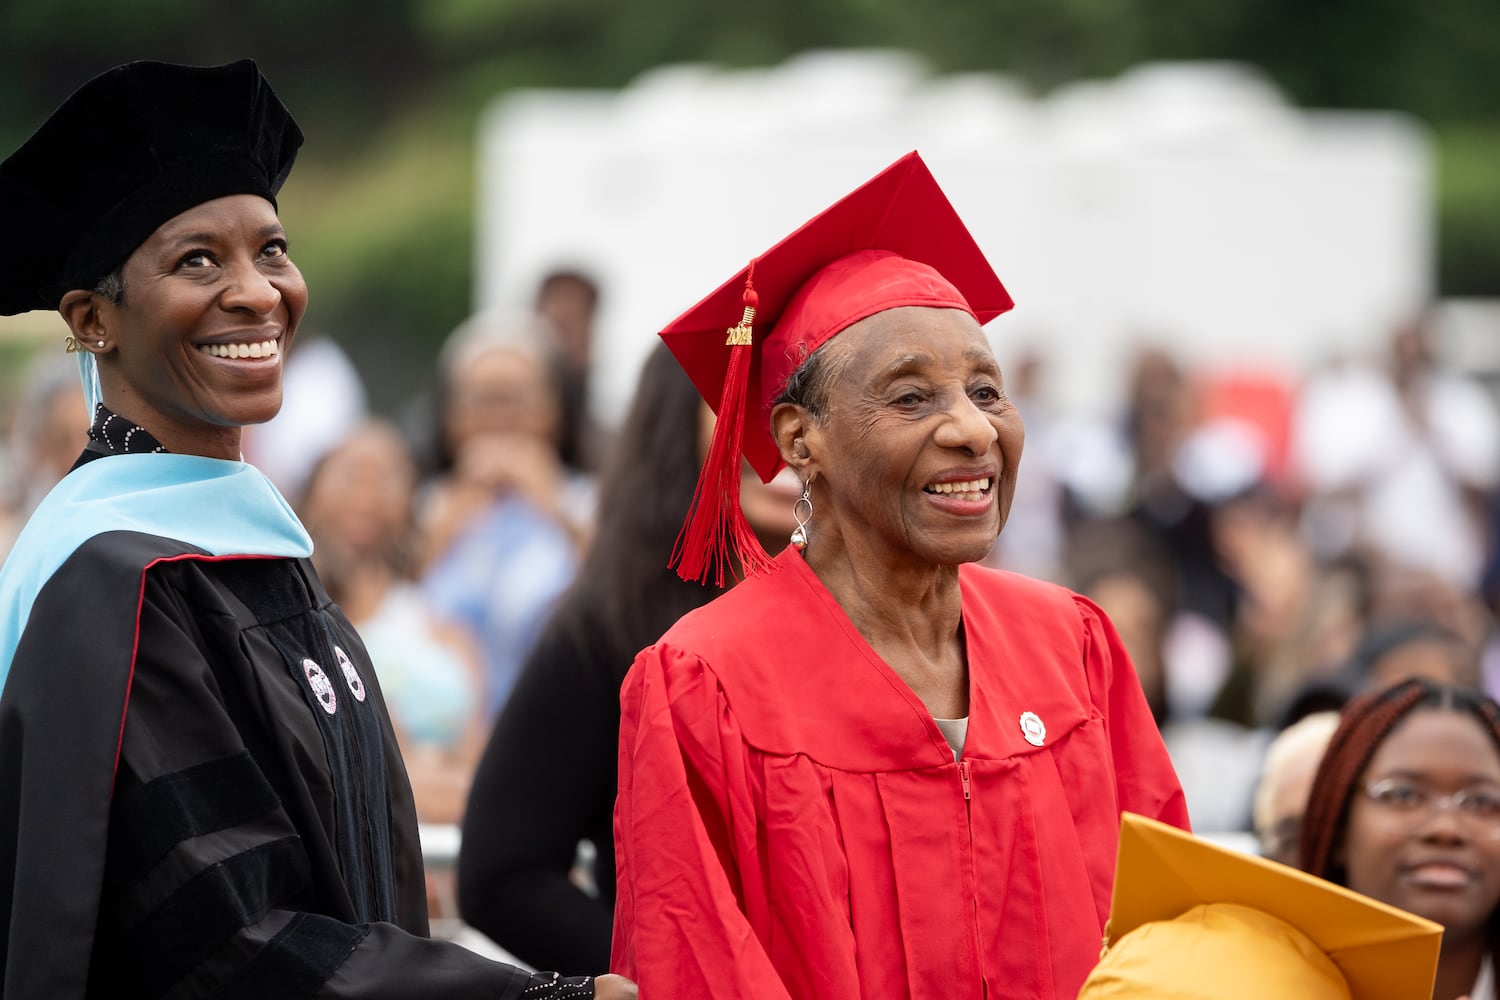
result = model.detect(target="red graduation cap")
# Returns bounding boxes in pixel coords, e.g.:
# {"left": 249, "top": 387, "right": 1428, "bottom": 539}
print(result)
{"left": 660, "top": 150, "right": 1014, "bottom": 584}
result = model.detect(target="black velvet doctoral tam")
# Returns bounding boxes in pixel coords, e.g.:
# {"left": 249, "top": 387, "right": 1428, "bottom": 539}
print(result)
{"left": 0, "top": 59, "right": 302, "bottom": 316}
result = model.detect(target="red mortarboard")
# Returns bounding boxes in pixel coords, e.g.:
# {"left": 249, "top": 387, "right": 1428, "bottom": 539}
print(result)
{"left": 660, "top": 150, "right": 1013, "bottom": 584}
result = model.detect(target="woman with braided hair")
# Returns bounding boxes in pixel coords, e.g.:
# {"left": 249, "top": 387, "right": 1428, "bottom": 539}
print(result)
{"left": 1300, "top": 678, "right": 1500, "bottom": 999}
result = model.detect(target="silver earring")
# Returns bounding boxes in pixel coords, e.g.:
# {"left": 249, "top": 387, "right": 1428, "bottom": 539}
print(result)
{"left": 790, "top": 479, "right": 813, "bottom": 550}
{"left": 96, "top": 340, "right": 105, "bottom": 348}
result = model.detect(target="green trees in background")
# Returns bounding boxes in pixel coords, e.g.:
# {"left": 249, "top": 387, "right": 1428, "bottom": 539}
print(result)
{"left": 2, "top": 0, "right": 1495, "bottom": 405}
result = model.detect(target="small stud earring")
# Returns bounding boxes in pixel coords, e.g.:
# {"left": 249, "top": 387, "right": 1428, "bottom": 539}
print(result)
{"left": 96, "top": 340, "right": 105, "bottom": 348}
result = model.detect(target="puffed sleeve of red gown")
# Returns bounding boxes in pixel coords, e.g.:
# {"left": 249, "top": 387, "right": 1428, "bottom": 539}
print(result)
{"left": 1075, "top": 593, "right": 1191, "bottom": 830}
{"left": 611, "top": 644, "right": 794, "bottom": 999}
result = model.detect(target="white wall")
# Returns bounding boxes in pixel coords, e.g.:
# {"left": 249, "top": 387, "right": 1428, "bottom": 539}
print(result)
{"left": 475, "top": 50, "right": 1432, "bottom": 426}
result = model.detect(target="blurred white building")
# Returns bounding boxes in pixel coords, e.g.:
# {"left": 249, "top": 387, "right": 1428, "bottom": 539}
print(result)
{"left": 474, "top": 50, "right": 1433, "bottom": 425}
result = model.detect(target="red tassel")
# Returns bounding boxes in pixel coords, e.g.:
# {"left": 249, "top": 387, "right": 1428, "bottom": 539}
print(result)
{"left": 671, "top": 260, "right": 777, "bottom": 586}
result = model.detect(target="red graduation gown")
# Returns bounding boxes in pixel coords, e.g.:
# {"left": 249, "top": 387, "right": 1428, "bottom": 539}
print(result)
{"left": 612, "top": 548, "right": 1188, "bottom": 999}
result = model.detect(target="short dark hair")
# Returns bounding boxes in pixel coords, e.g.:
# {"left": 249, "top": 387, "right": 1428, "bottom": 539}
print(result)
{"left": 772, "top": 338, "right": 850, "bottom": 419}
{"left": 534, "top": 268, "right": 598, "bottom": 310}
{"left": 93, "top": 266, "right": 125, "bottom": 304}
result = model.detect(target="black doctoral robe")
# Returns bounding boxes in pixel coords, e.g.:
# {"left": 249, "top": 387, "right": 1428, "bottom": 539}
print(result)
{"left": 0, "top": 528, "right": 535, "bottom": 998}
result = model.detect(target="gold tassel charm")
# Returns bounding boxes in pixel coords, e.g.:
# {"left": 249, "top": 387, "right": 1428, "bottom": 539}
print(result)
{"left": 725, "top": 304, "right": 755, "bottom": 346}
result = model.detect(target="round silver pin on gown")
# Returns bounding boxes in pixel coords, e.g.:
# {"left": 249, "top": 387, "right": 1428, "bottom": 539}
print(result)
{"left": 1019, "top": 711, "right": 1046, "bottom": 747}
{"left": 335, "top": 645, "right": 366, "bottom": 702}
{"left": 302, "top": 658, "right": 338, "bottom": 715}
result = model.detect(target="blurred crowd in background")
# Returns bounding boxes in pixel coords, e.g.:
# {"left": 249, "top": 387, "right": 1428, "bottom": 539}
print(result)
{"left": 6, "top": 262, "right": 1499, "bottom": 842}
{"left": 3, "top": 19, "right": 1499, "bottom": 973}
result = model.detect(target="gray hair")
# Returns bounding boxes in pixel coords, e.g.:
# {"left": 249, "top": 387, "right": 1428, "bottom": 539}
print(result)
{"left": 93, "top": 266, "right": 125, "bottom": 304}
{"left": 772, "top": 338, "right": 852, "bottom": 419}
{"left": 436, "top": 309, "right": 555, "bottom": 384}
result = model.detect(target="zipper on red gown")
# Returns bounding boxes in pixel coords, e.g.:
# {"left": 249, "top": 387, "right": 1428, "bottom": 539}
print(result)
{"left": 958, "top": 758, "right": 987, "bottom": 997}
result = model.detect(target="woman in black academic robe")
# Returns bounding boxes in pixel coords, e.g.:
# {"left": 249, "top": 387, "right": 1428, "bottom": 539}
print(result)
{"left": 0, "top": 58, "right": 633, "bottom": 1000}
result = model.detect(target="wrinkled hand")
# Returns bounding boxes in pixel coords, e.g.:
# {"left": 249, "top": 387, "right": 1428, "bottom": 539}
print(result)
{"left": 592, "top": 973, "right": 638, "bottom": 999}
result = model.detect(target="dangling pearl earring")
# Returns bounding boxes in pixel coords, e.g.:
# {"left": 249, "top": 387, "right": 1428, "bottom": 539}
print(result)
{"left": 790, "top": 479, "right": 813, "bottom": 550}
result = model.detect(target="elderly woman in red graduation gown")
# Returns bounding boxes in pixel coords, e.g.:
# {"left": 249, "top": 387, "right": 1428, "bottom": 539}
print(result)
{"left": 610, "top": 152, "right": 1190, "bottom": 1000}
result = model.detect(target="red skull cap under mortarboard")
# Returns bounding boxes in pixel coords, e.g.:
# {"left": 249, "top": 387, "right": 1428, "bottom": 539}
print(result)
{"left": 659, "top": 150, "right": 1014, "bottom": 584}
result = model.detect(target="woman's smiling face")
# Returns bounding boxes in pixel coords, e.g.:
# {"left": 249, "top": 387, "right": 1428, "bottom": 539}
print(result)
{"left": 94, "top": 193, "right": 306, "bottom": 458}
{"left": 795, "top": 305, "right": 1023, "bottom": 569}
{"left": 1340, "top": 707, "right": 1500, "bottom": 944}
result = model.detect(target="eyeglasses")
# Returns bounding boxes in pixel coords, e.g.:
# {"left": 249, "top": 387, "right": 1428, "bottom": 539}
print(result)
{"left": 1362, "top": 778, "right": 1500, "bottom": 830}
{"left": 1258, "top": 815, "right": 1302, "bottom": 866}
